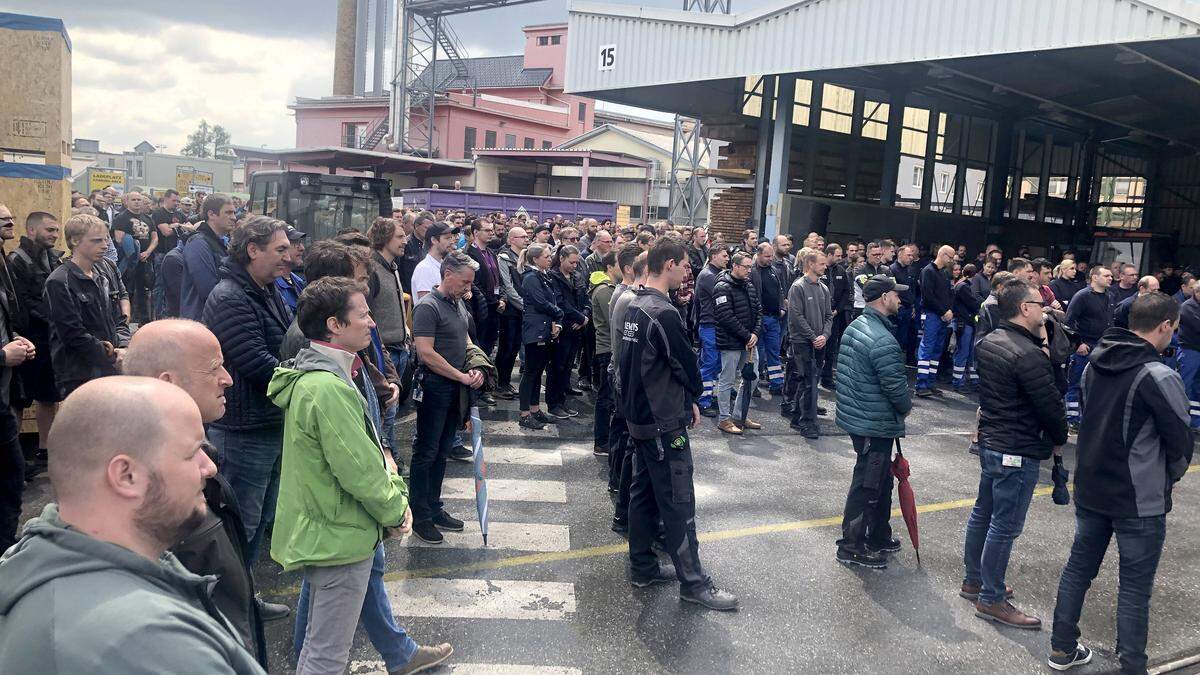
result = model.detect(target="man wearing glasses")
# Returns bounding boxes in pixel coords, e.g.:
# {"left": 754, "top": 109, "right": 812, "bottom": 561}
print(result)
{"left": 465, "top": 220, "right": 501, "bottom": 358}
{"left": 963, "top": 278, "right": 1068, "bottom": 629}
{"left": 494, "top": 227, "right": 528, "bottom": 399}
{"left": 711, "top": 252, "right": 761, "bottom": 434}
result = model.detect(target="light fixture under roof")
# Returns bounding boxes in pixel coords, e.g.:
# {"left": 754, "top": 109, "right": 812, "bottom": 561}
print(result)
{"left": 1115, "top": 49, "right": 1147, "bottom": 65}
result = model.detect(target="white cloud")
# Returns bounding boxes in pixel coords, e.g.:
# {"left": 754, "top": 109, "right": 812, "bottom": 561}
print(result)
{"left": 71, "top": 24, "right": 333, "bottom": 153}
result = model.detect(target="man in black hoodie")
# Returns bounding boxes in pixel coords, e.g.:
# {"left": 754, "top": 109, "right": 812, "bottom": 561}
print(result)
{"left": 1048, "top": 292, "right": 1192, "bottom": 673}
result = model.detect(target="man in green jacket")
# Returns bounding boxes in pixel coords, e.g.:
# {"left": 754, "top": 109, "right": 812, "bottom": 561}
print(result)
{"left": 0, "top": 377, "right": 265, "bottom": 674}
{"left": 268, "top": 277, "right": 422, "bottom": 675}
{"left": 589, "top": 250, "right": 620, "bottom": 456}
{"left": 834, "top": 275, "right": 913, "bottom": 570}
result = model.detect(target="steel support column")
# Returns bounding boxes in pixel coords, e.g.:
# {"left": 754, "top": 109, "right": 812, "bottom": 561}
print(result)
{"left": 763, "top": 74, "right": 796, "bottom": 240}
{"left": 919, "top": 107, "right": 940, "bottom": 212}
{"left": 580, "top": 155, "right": 591, "bottom": 199}
{"left": 1035, "top": 133, "right": 1053, "bottom": 224}
{"left": 668, "top": 117, "right": 708, "bottom": 225}
{"left": 987, "top": 118, "right": 1013, "bottom": 225}
{"left": 750, "top": 75, "right": 775, "bottom": 232}
{"left": 880, "top": 88, "right": 906, "bottom": 208}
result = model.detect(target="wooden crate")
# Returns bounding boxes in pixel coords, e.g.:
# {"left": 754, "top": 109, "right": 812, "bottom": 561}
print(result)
{"left": 0, "top": 14, "right": 72, "bottom": 166}
{"left": 0, "top": 171, "right": 72, "bottom": 246}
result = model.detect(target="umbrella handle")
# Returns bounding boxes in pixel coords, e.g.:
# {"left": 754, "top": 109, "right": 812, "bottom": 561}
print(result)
{"left": 894, "top": 439, "right": 903, "bottom": 458}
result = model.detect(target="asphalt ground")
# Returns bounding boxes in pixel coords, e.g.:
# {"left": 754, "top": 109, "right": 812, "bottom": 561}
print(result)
{"left": 18, "top": 376, "right": 1200, "bottom": 674}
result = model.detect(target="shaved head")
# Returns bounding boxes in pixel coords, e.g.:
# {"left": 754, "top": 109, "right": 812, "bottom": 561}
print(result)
{"left": 49, "top": 377, "right": 214, "bottom": 558}
{"left": 49, "top": 377, "right": 200, "bottom": 501}
{"left": 124, "top": 320, "right": 231, "bottom": 423}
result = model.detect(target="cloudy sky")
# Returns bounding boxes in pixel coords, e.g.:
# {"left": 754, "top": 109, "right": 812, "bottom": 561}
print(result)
{"left": 9, "top": 0, "right": 723, "bottom": 154}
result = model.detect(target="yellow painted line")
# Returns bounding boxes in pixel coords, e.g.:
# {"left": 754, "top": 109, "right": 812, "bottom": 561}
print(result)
{"left": 263, "top": 464, "right": 1198, "bottom": 594}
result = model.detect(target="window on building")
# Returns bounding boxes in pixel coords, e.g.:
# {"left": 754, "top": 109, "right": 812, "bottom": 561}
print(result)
{"left": 912, "top": 166, "right": 923, "bottom": 188}
{"left": 629, "top": 205, "right": 642, "bottom": 219}
{"left": 484, "top": 130, "right": 496, "bottom": 148}
{"left": 542, "top": 140, "right": 552, "bottom": 149}
{"left": 739, "top": 76, "right": 812, "bottom": 125}
{"left": 107, "top": 157, "right": 116, "bottom": 168}
{"left": 578, "top": 102, "right": 587, "bottom": 123}
{"left": 819, "top": 83, "right": 854, "bottom": 135}
{"left": 523, "top": 137, "right": 534, "bottom": 149}
{"left": 464, "top": 127, "right": 477, "bottom": 155}
{"left": 550, "top": 35, "right": 561, "bottom": 45}
{"left": 342, "top": 122, "right": 365, "bottom": 149}
{"left": 1095, "top": 174, "right": 1146, "bottom": 230}
{"left": 862, "top": 100, "right": 889, "bottom": 140}
{"left": 504, "top": 133, "right": 516, "bottom": 148}
{"left": 136, "top": 160, "right": 143, "bottom": 179}
{"left": 126, "top": 159, "right": 134, "bottom": 175}
{"left": 537, "top": 36, "right": 548, "bottom": 46}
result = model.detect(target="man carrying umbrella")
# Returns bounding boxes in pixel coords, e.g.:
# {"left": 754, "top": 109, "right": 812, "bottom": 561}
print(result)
{"left": 964, "top": 278, "right": 1068, "bottom": 630}
{"left": 834, "top": 275, "right": 912, "bottom": 569}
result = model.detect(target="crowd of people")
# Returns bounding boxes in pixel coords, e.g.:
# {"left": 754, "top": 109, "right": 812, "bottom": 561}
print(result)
{"left": 0, "top": 190, "right": 1194, "bottom": 674}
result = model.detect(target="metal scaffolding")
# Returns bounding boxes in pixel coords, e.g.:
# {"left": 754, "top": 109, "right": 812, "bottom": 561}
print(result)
{"left": 387, "top": 0, "right": 541, "bottom": 157}
{"left": 667, "top": 0, "right": 729, "bottom": 224}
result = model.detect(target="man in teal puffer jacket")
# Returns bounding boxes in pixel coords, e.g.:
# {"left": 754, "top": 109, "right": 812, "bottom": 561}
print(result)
{"left": 834, "top": 275, "right": 913, "bottom": 570}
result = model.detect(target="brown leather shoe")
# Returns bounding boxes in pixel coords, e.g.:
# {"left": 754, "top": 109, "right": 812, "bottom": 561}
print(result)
{"left": 974, "top": 600, "right": 1041, "bottom": 629}
{"left": 733, "top": 418, "right": 762, "bottom": 430}
{"left": 959, "top": 582, "right": 1014, "bottom": 602}
{"left": 718, "top": 419, "right": 743, "bottom": 435}
{"left": 390, "top": 643, "right": 453, "bottom": 674}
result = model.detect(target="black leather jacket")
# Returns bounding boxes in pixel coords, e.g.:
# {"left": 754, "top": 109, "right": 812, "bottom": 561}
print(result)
{"left": 975, "top": 322, "right": 1069, "bottom": 460}
{"left": 712, "top": 271, "right": 761, "bottom": 350}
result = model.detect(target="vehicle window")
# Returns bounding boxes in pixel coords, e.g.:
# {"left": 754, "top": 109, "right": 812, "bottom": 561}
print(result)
{"left": 288, "top": 190, "right": 381, "bottom": 241}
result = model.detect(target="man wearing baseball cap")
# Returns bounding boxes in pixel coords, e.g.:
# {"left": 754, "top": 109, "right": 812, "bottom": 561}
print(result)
{"left": 275, "top": 226, "right": 308, "bottom": 315}
{"left": 411, "top": 222, "right": 460, "bottom": 301}
{"left": 834, "top": 274, "right": 913, "bottom": 569}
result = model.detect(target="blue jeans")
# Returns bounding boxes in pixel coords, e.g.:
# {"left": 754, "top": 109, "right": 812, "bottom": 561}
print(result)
{"left": 210, "top": 426, "right": 282, "bottom": 566}
{"left": 757, "top": 315, "right": 785, "bottom": 392}
{"left": 697, "top": 325, "right": 720, "bottom": 408}
{"left": 1177, "top": 347, "right": 1200, "bottom": 428}
{"left": 1065, "top": 348, "right": 1091, "bottom": 423}
{"left": 917, "top": 312, "right": 948, "bottom": 391}
{"left": 963, "top": 446, "right": 1041, "bottom": 605}
{"left": 953, "top": 324, "right": 976, "bottom": 387}
{"left": 383, "top": 346, "right": 410, "bottom": 456}
{"left": 294, "top": 544, "right": 418, "bottom": 671}
{"left": 1051, "top": 507, "right": 1165, "bottom": 674}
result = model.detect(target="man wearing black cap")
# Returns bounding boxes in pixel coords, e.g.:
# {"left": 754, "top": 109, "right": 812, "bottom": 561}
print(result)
{"left": 834, "top": 274, "right": 912, "bottom": 569}
{"left": 411, "top": 222, "right": 460, "bottom": 301}
{"left": 274, "top": 226, "right": 308, "bottom": 315}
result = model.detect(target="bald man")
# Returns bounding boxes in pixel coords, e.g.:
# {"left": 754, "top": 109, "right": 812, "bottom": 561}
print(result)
{"left": 916, "top": 245, "right": 957, "bottom": 396}
{"left": 123, "top": 319, "right": 285, "bottom": 668}
{"left": 1113, "top": 275, "right": 1161, "bottom": 330}
{"left": 0, "top": 377, "right": 264, "bottom": 674}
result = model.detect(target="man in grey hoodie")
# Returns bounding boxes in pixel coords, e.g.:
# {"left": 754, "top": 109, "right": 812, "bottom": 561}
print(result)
{"left": 0, "top": 377, "right": 264, "bottom": 674}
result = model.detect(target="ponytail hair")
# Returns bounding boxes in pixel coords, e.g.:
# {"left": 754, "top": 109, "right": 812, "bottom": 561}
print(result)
{"left": 552, "top": 244, "right": 579, "bottom": 270}
{"left": 519, "top": 242, "right": 550, "bottom": 273}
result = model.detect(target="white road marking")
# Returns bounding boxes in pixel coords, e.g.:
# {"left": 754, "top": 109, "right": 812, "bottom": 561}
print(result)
{"left": 482, "top": 446, "right": 563, "bottom": 466}
{"left": 403, "top": 521, "right": 571, "bottom": 552}
{"left": 385, "top": 578, "right": 576, "bottom": 621}
{"left": 441, "top": 478, "right": 567, "bottom": 503}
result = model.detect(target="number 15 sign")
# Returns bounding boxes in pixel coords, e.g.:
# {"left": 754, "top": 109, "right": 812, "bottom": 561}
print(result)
{"left": 598, "top": 44, "right": 616, "bottom": 71}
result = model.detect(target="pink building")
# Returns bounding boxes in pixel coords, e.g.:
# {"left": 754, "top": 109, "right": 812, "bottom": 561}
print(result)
{"left": 290, "top": 23, "right": 595, "bottom": 160}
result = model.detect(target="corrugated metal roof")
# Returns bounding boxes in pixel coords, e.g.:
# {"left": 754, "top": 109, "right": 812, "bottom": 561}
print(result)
{"left": 566, "top": 0, "right": 1200, "bottom": 95}
{"left": 415, "top": 55, "right": 552, "bottom": 91}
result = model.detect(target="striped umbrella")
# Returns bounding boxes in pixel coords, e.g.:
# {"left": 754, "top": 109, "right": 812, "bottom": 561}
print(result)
{"left": 470, "top": 405, "right": 490, "bottom": 546}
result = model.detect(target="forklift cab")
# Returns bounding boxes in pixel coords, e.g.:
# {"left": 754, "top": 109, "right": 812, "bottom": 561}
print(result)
{"left": 1088, "top": 231, "right": 1175, "bottom": 275}
{"left": 247, "top": 171, "right": 392, "bottom": 241}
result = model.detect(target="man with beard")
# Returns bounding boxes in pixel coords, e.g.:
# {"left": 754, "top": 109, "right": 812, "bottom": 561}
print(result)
{"left": 124, "top": 319, "right": 290, "bottom": 669}
{"left": 0, "top": 377, "right": 265, "bottom": 674}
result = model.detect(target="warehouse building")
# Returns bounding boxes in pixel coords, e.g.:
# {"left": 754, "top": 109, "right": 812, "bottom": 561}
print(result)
{"left": 565, "top": 0, "right": 1200, "bottom": 269}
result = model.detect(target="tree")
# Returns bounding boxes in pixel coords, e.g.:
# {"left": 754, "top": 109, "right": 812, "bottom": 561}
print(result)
{"left": 181, "top": 119, "right": 234, "bottom": 159}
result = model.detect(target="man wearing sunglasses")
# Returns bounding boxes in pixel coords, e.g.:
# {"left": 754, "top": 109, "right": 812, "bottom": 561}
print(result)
{"left": 963, "top": 278, "right": 1068, "bottom": 630}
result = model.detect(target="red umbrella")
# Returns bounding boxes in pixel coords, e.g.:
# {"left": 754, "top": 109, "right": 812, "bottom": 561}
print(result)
{"left": 891, "top": 441, "right": 920, "bottom": 565}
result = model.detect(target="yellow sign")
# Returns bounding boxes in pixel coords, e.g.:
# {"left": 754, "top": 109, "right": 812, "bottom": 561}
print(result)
{"left": 88, "top": 169, "right": 126, "bottom": 194}
{"left": 616, "top": 204, "right": 630, "bottom": 228}
{"left": 176, "top": 167, "right": 213, "bottom": 195}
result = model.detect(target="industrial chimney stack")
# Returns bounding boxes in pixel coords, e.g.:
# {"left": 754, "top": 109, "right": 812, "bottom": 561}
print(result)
{"left": 332, "top": 0, "right": 357, "bottom": 96}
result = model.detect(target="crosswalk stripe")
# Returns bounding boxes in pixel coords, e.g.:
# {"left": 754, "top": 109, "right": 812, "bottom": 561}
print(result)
{"left": 351, "top": 661, "right": 581, "bottom": 675}
{"left": 482, "top": 446, "right": 563, "bottom": 466}
{"left": 404, "top": 521, "right": 571, "bottom": 552}
{"left": 385, "top": 578, "right": 576, "bottom": 621}
{"left": 442, "top": 478, "right": 567, "bottom": 503}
